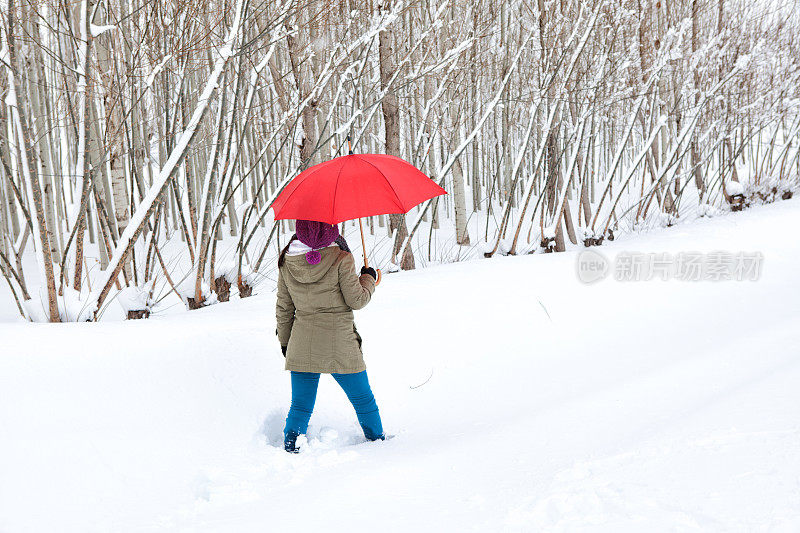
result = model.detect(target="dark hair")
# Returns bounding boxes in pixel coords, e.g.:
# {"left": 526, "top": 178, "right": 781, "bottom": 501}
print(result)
{"left": 277, "top": 236, "right": 297, "bottom": 268}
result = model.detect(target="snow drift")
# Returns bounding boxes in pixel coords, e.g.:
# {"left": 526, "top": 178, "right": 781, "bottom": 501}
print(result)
{"left": 1, "top": 199, "right": 799, "bottom": 531}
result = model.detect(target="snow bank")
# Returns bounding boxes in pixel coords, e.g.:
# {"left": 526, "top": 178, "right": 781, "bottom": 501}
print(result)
{"left": 2, "top": 198, "right": 800, "bottom": 531}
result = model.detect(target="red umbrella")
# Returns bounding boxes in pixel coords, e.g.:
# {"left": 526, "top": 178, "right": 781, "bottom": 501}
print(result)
{"left": 271, "top": 152, "right": 446, "bottom": 279}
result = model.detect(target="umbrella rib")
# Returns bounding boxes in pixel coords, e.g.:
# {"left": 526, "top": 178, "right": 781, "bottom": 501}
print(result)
{"left": 273, "top": 161, "right": 330, "bottom": 217}
{"left": 331, "top": 158, "right": 346, "bottom": 224}
{"left": 355, "top": 155, "right": 406, "bottom": 212}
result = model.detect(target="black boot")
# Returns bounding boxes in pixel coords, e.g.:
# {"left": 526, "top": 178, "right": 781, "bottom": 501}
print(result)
{"left": 284, "top": 430, "right": 300, "bottom": 453}
{"left": 362, "top": 425, "right": 385, "bottom": 442}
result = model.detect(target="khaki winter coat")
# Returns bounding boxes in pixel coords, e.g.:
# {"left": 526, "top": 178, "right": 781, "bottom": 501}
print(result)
{"left": 276, "top": 247, "right": 376, "bottom": 374}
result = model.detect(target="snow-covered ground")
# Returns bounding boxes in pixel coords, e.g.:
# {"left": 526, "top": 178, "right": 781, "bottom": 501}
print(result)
{"left": 1, "top": 199, "right": 799, "bottom": 532}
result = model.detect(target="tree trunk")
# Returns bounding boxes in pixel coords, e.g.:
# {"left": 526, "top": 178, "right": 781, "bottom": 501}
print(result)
{"left": 378, "top": 0, "right": 414, "bottom": 269}
{"left": 690, "top": 0, "right": 705, "bottom": 198}
{"left": 7, "top": 0, "right": 60, "bottom": 321}
{"left": 286, "top": 5, "right": 318, "bottom": 169}
{"left": 96, "top": 24, "right": 131, "bottom": 279}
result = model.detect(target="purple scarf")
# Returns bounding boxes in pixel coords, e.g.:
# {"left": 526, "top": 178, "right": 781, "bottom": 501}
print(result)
{"left": 295, "top": 220, "right": 340, "bottom": 265}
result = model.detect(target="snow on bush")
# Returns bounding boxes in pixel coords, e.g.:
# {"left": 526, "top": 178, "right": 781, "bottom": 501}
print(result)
{"left": 23, "top": 287, "right": 93, "bottom": 322}
{"left": 656, "top": 212, "right": 678, "bottom": 227}
{"left": 239, "top": 266, "right": 258, "bottom": 289}
{"left": 215, "top": 258, "right": 258, "bottom": 291}
{"left": 727, "top": 180, "right": 745, "bottom": 196}
{"left": 698, "top": 203, "right": 722, "bottom": 217}
{"left": 214, "top": 259, "right": 238, "bottom": 284}
{"left": 479, "top": 238, "right": 513, "bottom": 256}
{"left": 116, "top": 284, "right": 153, "bottom": 313}
{"left": 175, "top": 272, "right": 217, "bottom": 307}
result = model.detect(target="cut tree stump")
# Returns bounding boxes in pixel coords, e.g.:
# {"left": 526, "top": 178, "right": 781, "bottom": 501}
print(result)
{"left": 186, "top": 297, "right": 204, "bottom": 310}
{"left": 541, "top": 237, "right": 556, "bottom": 253}
{"left": 238, "top": 278, "right": 253, "bottom": 298}
{"left": 730, "top": 194, "right": 746, "bottom": 212}
{"left": 127, "top": 309, "right": 150, "bottom": 320}
{"left": 214, "top": 276, "right": 231, "bottom": 302}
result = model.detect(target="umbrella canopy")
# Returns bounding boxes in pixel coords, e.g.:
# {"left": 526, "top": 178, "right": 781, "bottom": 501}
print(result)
{"left": 271, "top": 153, "right": 446, "bottom": 225}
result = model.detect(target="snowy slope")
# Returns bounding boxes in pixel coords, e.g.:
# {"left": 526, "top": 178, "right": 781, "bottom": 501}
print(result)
{"left": 1, "top": 199, "right": 799, "bottom": 532}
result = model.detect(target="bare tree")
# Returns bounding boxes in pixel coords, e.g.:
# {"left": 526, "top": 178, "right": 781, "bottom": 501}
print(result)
{"left": 0, "top": 0, "right": 797, "bottom": 320}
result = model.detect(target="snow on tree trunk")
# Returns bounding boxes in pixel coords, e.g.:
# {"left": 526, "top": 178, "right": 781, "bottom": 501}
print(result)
{"left": 378, "top": 0, "right": 414, "bottom": 270}
{"left": 94, "top": 24, "right": 131, "bottom": 280}
{"left": 5, "top": 1, "right": 60, "bottom": 322}
{"left": 89, "top": 0, "right": 248, "bottom": 317}
{"left": 0, "top": 0, "right": 797, "bottom": 319}
{"left": 285, "top": 7, "right": 318, "bottom": 169}
{"left": 690, "top": 0, "right": 706, "bottom": 200}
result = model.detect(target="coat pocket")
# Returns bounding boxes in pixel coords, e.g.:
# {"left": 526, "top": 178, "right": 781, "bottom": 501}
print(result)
{"left": 353, "top": 324, "right": 363, "bottom": 350}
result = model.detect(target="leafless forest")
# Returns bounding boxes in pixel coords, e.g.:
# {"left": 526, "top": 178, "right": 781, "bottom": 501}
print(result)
{"left": 0, "top": 0, "right": 798, "bottom": 321}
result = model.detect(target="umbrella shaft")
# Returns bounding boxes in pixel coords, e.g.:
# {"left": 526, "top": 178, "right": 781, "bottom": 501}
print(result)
{"left": 358, "top": 218, "right": 369, "bottom": 268}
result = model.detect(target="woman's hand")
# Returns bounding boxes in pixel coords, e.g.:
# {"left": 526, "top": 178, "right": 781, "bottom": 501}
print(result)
{"left": 360, "top": 266, "right": 377, "bottom": 281}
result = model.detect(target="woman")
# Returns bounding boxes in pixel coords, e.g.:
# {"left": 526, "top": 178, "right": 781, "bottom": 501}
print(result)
{"left": 275, "top": 219, "right": 383, "bottom": 453}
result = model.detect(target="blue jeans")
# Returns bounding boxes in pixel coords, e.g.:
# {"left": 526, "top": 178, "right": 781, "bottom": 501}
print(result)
{"left": 284, "top": 371, "right": 384, "bottom": 441}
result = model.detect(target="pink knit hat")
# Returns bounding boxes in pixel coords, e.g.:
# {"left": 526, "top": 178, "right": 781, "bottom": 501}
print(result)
{"left": 295, "top": 220, "right": 340, "bottom": 265}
